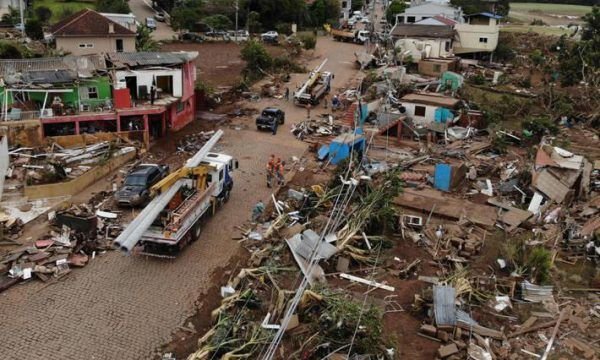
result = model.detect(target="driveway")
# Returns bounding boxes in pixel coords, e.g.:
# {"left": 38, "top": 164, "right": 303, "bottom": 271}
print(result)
{"left": 129, "top": 0, "right": 176, "bottom": 40}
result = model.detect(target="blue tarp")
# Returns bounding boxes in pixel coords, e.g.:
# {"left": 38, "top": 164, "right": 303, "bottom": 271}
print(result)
{"left": 327, "top": 133, "right": 366, "bottom": 165}
{"left": 434, "top": 107, "right": 453, "bottom": 123}
{"left": 434, "top": 163, "right": 452, "bottom": 191}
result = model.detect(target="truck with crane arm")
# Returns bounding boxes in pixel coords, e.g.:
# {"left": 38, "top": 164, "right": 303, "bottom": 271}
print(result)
{"left": 293, "top": 59, "right": 333, "bottom": 106}
{"left": 113, "top": 130, "right": 238, "bottom": 258}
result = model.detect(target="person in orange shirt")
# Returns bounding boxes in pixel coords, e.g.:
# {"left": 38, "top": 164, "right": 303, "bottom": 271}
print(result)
{"left": 275, "top": 159, "right": 286, "bottom": 186}
{"left": 266, "top": 155, "right": 276, "bottom": 188}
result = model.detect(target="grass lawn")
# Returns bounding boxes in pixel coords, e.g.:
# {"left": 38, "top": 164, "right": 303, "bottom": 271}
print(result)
{"left": 500, "top": 24, "right": 573, "bottom": 36}
{"left": 33, "top": 0, "right": 96, "bottom": 23}
{"left": 510, "top": 3, "right": 592, "bottom": 16}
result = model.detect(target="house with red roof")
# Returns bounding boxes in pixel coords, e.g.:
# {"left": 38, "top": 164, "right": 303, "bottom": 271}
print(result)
{"left": 50, "top": 9, "right": 136, "bottom": 56}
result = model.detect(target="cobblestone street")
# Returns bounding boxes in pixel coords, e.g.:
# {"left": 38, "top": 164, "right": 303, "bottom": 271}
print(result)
{"left": 0, "top": 37, "right": 362, "bottom": 359}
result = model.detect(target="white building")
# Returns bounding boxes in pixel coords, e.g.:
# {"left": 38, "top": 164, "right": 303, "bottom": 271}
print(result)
{"left": 399, "top": 93, "right": 460, "bottom": 125}
{"left": 453, "top": 13, "right": 501, "bottom": 54}
{"left": 340, "top": 0, "right": 352, "bottom": 21}
{"left": 395, "top": 2, "right": 464, "bottom": 25}
{"left": 390, "top": 24, "right": 455, "bottom": 61}
{"left": 115, "top": 68, "right": 183, "bottom": 98}
{"left": 100, "top": 12, "right": 139, "bottom": 32}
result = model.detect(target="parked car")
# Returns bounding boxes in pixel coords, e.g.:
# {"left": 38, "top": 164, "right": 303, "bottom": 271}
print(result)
{"left": 146, "top": 17, "right": 157, "bottom": 30}
{"left": 361, "top": 17, "right": 371, "bottom": 24}
{"left": 227, "top": 30, "right": 249, "bottom": 41}
{"left": 14, "top": 23, "right": 24, "bottom": 31}
{"left": 205, "top": 30, "right": 230, "bottom": 41}
{"left": 115, "top": 164, "right": 169, "bottom": 207}
{"left": 256, "top": 107, "right": 285, "bottom": 132}
{"left": 154, "top": 11, "right": 166, "bottom": 22}
{"left": 180, "top": 32, "right": 204, "bottom": 43}
{"left": 261, "top": 31, "right": 279, "bottom": 43}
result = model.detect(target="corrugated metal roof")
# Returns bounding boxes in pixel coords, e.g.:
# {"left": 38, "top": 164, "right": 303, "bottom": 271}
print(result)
{"left": 107, "top": 52, "right": 198, "bottom": 68}
{"left": 22, "top": 70, "right": 78, "bottom": 84}
{"left": 391, "top": 24, "right": 455, "bottom": 39}
{"left": 433, "top": 285, "right": 456, "bottom": 326}
{"left": 533, "top": 169, "right": 571, "bottom": 203}
{"left": 0, "top": 55, "right": 106, "bottom": 78}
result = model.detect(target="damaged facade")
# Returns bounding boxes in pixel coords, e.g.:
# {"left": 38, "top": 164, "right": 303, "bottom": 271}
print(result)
{"left": 0, "top": 51, "right": 198, "bottom": 145}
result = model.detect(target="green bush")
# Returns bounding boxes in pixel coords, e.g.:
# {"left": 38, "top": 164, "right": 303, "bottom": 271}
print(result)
{"left": 0, "top": 41, "right": 24, "bottom": 59}
{"left": 240, "top": 40, "right": 272, "bottom": 80}
{"left": 471, "top": 74, "right": 486, "bottom": 85}
{"left": 298, "top": 33, "right": 317, "bottom": 50}
{"left": 523, "top": 116, "right": 559, "bottom": 137}
{"left": 25, "top": 19, "right": 44, "bottom": 40}
{"left": 35, "top": 6, "right": 52, "bottom": 24}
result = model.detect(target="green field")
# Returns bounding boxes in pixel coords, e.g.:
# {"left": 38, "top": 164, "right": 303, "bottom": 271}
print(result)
{"left": 500, "top": 24, "right": 573, "bottom": 36}
{"left": 33, "top": 0, "right": 95, "bottom": 22}
{"left": 510, "top": 2, "right": 593, "bottom": 16}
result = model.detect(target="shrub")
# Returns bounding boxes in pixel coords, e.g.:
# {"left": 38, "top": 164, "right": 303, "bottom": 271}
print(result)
{"left": 35, "top": 6, "right": 52, "bottom": 24}
{"left": 25, "top": 19, "right": 44, "bottom": 40}
{"left": 298, "top": 33, "right": 317, "bottom": 50}
{"left": 0, "top": 41, "right": 24, "bottom": 59}
{"left": 522, "top": 116, "right": 559, "bottom": 137}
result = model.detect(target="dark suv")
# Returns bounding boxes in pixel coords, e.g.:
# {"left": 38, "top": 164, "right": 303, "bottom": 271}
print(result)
{"left": 256, "top": 107, "right": 285, "bottom": 132}
{"left": 115, "top": 164, "right": 169, "bottom": 207}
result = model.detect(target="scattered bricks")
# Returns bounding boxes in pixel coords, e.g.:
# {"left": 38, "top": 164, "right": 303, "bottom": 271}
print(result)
{"left": 421, "top": 324, "right": 438, "bottom": 337}
{"left": 454, "top": 340, "right": 467, "bottom": 349}
{"left": 437, "top": 330, "right": 450, "bottom": 342}
{"left": 438, "top": 343, "right": 459, "bottom": 358}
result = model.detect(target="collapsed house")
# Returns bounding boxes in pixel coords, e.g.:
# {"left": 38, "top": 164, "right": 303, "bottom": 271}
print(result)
{"left": 0, "top": 51, "right": 198, "bottom": 146}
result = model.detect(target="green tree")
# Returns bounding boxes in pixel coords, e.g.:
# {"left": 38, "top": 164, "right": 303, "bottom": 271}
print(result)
{"left": 202, "top": 14, "right": 233, "bottom": 30}
{"left": 309, "top": 0, "right": 339, "bottom": 26}
{"left": 136, "top": 25, "right": 159, "bottom": 51}
{"left": 386, "top": 0, "right": 407, "bottom": 23}
{"left": 35, "top": 6, "right": 53, "bottom": 24}
{"left": 1, "top": 6, "right": 20, "bottom": 25}
{"left": 96, "top": 0, "right": 131, "bottom": 14}
{"left": 25, "top": 19, "right": 44, "bottom": 40}
{"left": 240, "top": 40, "right": 272, "bottom": 77}
{"left": 450, "top": 0, "right": 509, "bottom": 17}
{"left": 246, "top": 11, "right": 262, "bottom": 33}
{"left": 351, "top": 0, "right": 364, "bottom": 11}
{"left": 0, "top": 41, "right": 24, "bottom": 59}
{"left": 171, "top": 5, "right": 202, "bottom": 31}
{"left": 58, "top": 8, "right": 75, "bottom": 21}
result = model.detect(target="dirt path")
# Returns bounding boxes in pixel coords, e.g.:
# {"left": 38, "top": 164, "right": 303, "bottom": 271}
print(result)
{"left": 0, "top": 36, "right": 362, "bottom": 360}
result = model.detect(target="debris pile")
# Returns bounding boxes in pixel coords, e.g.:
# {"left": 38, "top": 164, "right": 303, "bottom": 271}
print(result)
{"left": 0, "top": 200, "right": 122, "bottom": 292}
{"left": 176, "top": 130, "right": 216, "bottom": 154}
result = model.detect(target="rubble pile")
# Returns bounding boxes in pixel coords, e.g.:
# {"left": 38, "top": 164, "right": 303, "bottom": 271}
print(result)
{"left": 0, "top": 200, "right": 122, "bottom": 292}
{"left": 176, "top": 130, "right": 216, "bottom": 154}
{"left": 8, "top": 141, "right": 136, "bottom": 186}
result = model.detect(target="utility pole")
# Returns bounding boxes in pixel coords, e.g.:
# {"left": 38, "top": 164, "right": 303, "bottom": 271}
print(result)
{"left": 18, "top": 0, "right": 24, "bottom": 37}
{"left": 235, "top": 0, "right": 239, "bottom": 42}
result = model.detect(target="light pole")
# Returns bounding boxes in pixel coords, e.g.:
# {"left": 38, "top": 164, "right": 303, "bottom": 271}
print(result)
{"left": 235, "top": 0, "right": 239, "bottom": 42}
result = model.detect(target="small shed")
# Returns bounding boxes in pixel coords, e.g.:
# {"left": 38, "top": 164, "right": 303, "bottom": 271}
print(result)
{"left": 318, "top": 133, "right": 366, "bottom": 165}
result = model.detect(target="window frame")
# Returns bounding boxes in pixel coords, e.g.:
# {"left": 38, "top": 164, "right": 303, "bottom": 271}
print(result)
{"left": 414, "top": 105, "right": 426, "bottom": 117}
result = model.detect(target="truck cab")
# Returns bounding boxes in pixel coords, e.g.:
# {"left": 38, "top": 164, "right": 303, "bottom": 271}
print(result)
{"left": 202, "top": 152, "right": 238, "bottom": 200}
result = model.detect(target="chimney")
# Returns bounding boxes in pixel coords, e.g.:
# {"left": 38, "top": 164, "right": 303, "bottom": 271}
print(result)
{"left": 108, "top": 23, "right": 115, "bottom": 34}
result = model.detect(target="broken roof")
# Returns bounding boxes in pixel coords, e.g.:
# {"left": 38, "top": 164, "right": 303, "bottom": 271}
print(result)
{"left": 400, "top": 93, "right": 460, "bottom": 108}
{"left": 106, "top": 52, "right": 199, "bottom": 68}
{"left": 391, "top": 24, "right": 455, "bottom": 39}
{"left": 50, "top": 9, "right": 135, "bottom": 37}
{"left": 22, "top": 70, "right": 78, "bottom": 84}
{"left": 0, "top": 55, "right": 106, "bottom": 84}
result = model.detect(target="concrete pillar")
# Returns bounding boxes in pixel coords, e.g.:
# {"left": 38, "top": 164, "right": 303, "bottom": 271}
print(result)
{"left": 143, "top": 114, "right": 149, "bottom": 148}
{"left": 116, "top": 114, "right": 121, "bottom": 132}
{"left": 75, "top": 121, "right": 80, "bottom": 135}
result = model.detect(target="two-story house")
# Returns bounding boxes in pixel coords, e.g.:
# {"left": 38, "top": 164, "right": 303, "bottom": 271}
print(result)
{"left": 390, "top": 24, "right": 455, "bottom": 61}
{"left": 453, "top": 12, "right": 501, "bottom": 54}
{"left": 50, "top": 9, "right": 136, "bottom": 56}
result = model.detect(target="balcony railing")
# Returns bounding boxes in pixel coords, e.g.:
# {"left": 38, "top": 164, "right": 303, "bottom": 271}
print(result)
{"left": 1, "top": 99, "right": 114, "bottom": 121}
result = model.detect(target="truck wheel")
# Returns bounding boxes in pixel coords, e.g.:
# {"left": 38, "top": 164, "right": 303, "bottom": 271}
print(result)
{"left": 223, "top": 190, "right": 231, "bottom": 202}
{"left": 191, "top": 221, "right": 202, "bottom": 241}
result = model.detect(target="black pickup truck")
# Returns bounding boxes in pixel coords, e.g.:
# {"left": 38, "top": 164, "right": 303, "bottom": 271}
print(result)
{"left": 256, "top": 107, "right": 285, "bottom": 132}
{"left": 114, "top": 164, "right": 169, "bottom": 207}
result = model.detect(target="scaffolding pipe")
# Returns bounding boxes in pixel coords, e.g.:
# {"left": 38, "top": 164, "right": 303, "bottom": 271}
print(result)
{"left": 114, "top": 129, "right": 224, "bottom": 253}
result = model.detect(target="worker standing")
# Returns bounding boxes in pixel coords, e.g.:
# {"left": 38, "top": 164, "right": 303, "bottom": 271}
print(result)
{"left": 323, "top": 94, "right": 328, "bottom": 109}
{"left": 306, "top": 103, "right": 312, "bottom": 120}
{"left": 266, "top": 155, "right": 275, "bottom": 188}
{"left": 251, "top": 200, "right": 265, "bottom": 222}
{"left": 284, "top": 87, "right": 290, "bottom": 101}
{"left": 276, "top": 160, "right": 286, "bottom": 186}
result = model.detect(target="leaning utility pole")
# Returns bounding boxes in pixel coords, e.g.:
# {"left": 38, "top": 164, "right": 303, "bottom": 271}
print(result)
{"left": 18, "top": 0, "right": 24, "bottom": 37}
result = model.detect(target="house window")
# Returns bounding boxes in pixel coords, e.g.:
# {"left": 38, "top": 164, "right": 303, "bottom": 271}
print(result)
{"left": 79, "top": 43, "right": 93, "bottom": 48}
{"left": 414, "top": 106, "right": 426, "bottom": 117}
{"left": 116, "top": 39, "right": 124, "bottom": 52}
{"left": 407, "top": 16, "right": 416, "bottom": 23}
{"left": 445, "top": 41, "right": 451, "bottom": 52}
{"left": 433, "top": 64, "right": 442, "bottom": 73}
{"left": 87, "top": 87, "right": 98, "bottom": 99}
{"left": 479, "top": 37, "right": 488, "bottom": 43}
{"left": 176, "top": 101, "right": 185, "bottom": 113}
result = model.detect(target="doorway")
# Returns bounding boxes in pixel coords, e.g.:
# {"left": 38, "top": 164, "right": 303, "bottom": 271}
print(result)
{"left": 125, "top": 76, "right": 137, "bottom": 100}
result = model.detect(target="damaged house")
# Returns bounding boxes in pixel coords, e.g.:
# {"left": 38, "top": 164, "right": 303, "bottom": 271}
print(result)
{"left": 0, "top": 51, "right": 198, "bottom": 145}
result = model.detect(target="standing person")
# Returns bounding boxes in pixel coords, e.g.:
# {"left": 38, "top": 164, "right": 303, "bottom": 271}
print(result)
{"left": 306, "top": 103, "right": 312, "bottom": 120}
{"left": 266, "top": 155, "right": 275, "bottom": 188}
{"left": 276, "top": 160, "right": 286, "bottom": 185}
{"left": 323, "top": 94, "right": 328, "bottom": 109}
{"left": 270, "top": 117, "right": 278, "bottom": 135}
{"left": 285, "top": 87, "right": 290, "bottom": 101}
{"left": 251, "top": 200, "right": 265, "bottom": 222}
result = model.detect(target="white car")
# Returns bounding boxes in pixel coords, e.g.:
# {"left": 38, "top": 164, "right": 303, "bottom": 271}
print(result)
{"left": 261, "top": 31, "right": 279, "bottom": 43}
{"left": 361, "top": 18, "right": 371, "bottom": 24}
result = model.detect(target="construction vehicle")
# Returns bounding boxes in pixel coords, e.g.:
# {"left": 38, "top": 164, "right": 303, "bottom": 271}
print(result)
{"left": 113, "top": 130, "right": 238, "bottom": 257}
{"left": 331, "top": 28, "right": 370, "bottom": 44}
{"left": 293, "top": 59, "right": 333, "bottom": 106}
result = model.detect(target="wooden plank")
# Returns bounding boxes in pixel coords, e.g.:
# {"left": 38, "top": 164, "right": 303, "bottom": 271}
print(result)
{"left": 340, "top": 273, "right": 395, "bottom": 292}
{"left": 394, "top": 189, "right": 497, "bottom": 228}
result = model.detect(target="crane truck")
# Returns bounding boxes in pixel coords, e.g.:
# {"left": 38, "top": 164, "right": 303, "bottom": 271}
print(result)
{"left": 293, "top": 59, "right": 333, "bottom": 106}
{"left": 113, "top": 130, "right": 238, "bottom": 257}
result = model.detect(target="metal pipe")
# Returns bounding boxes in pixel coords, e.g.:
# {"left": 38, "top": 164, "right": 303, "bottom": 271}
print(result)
{"left": 114, "top": 130, "right": 224, "bottom": 253}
